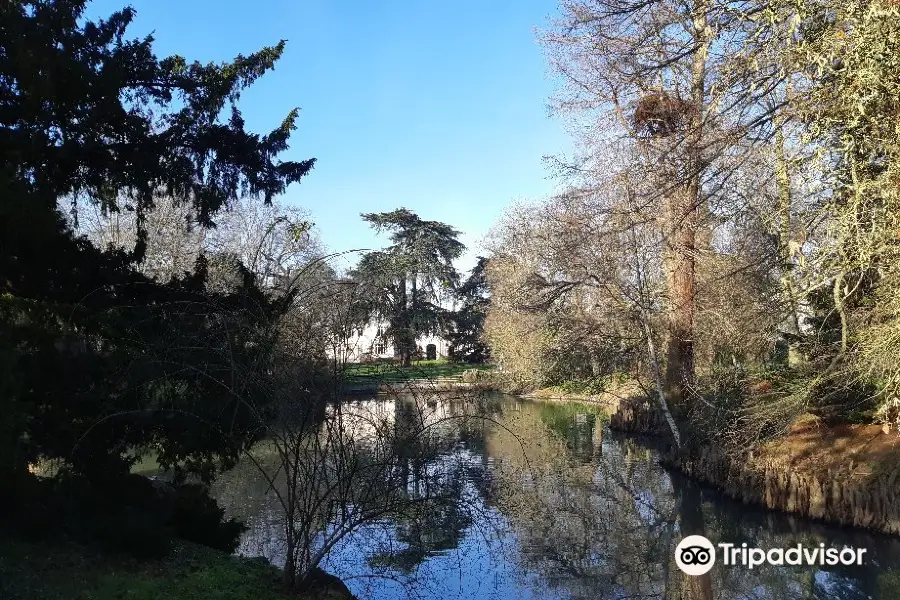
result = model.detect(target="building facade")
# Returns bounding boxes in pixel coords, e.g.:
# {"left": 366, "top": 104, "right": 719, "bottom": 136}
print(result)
{"left": 333, "top": 318, "right": 451, "bottom": 364}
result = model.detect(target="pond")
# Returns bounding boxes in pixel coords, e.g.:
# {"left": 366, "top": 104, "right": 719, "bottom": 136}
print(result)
{"left": 211, "top": 393, "right": 900, "bottom": 600}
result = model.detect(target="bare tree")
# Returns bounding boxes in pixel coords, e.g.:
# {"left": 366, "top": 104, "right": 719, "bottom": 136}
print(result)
{"left": 538, "top": 0, "right": 800, "bottom": 409}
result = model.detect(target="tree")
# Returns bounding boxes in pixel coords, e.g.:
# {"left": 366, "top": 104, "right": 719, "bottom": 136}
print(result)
{"left": 446, "top": 257, "right": 491, "bottom": 364}
{"left": 352, "top": 208, "right": 464, "bottom": 367}
{"left": 74, "top": 194, "right": 320, "bottom": 290}
{"left": 214, "top": 389, "right": 482, "bottom": 590}
{"left": 0, "top": 0, "right": 313, "bottom": 483}
{"left": 539, "top": 0, "right": 799, "bottom": 410}
{"left": 780, "top": 0, "right": 900, "bottom": 426}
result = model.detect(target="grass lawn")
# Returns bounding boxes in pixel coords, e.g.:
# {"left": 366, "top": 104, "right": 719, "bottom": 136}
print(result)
{"left": 344, "top": 359, "right": 493, "bottom": 384}
{"left": 0, "top": 536, "right": 298, "bottom": 600}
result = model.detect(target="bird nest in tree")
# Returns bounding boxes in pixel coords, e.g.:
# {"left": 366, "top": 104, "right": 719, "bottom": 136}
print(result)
{"left": 632, "top": 92, "right": 692, "bottom": 137}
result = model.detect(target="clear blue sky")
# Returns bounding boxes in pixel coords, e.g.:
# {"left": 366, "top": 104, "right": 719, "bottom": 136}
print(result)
{"left": 87, "top": 0, "right": 571, "bottom": 273}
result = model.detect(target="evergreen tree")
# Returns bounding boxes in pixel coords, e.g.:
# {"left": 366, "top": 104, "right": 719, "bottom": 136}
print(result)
{"left": 352, "top": 208, "right": 464, "bottom": 366}
{"left": 447, "top": 257, "right": 491, "bottom": 364}
{"left": 0, "top": 0, "right": 314, "bottom": 482}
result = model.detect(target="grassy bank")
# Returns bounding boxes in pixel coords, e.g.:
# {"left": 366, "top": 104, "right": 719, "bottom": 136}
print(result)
{"left": 344, "top": 359, "right": 492, "bottom": 385}
{"left": 0, "top": 537, "right": 297, "bottom": 600}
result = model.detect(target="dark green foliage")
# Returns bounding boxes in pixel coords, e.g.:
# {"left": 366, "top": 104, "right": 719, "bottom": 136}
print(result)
{"left": 1, "top": 0, "right": 313, "bottom": 483}
{"left": 169, "top": 484, "right": 246, "bottom": 552}
{"left": 0, "top": 0, "right": 317, "bottom": 562}
{"left": 1, "top": 473, "right": 244, "bottom": 558}
{"left": 446, "top": 257, "right": 491, "bottom": 363}
{"left": 352, "top": 208, "right": 464, "bottom": 366}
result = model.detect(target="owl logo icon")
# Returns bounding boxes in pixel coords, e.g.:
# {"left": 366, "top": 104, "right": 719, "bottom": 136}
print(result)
{"left": 675, "top": 535, "right": 716, "bottom": 576}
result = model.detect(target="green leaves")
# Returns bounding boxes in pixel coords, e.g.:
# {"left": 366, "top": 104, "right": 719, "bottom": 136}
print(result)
{"left": 353, "top": 209, "right": 465, "bottom": 363}
{"left": 0, "top": 1, "right": 313, "bottom": 481}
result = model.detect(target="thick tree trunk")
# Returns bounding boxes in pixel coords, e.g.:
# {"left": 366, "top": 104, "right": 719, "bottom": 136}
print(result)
{"left": 409, "top": 272, "right": 418, "bottom": 366}
{"left": 776, "top": 124, "right": 802, "bottom": 341}
{"left": 672, "top": 477, "right": 714, "bottom": 600}
{"left": 663, "top": 0, "right": 708, "bottom": 408}
{"left": 396, "top": 276, "right": 412, "bottom": 367}
{"left": 663, "top": 189, "right": 697, "bottom": 408}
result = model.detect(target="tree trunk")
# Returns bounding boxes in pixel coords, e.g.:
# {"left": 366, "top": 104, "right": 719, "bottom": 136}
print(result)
{"left": 663, "top": 0, "right": 708, "bottom": 408}
{"left": 663, "top": 188, "right": 697, "bottom": 408}
{"left": 672, "top": 477, "right": 714, "bottom": 600}
{"left": 589, "top": 347, "right": 602, "bottom": 378}
{"left": 283, "top": 531, "right": 297, "bottom": 588}
{"left": 643, "top": 317, "right": 682, "bottom": 448}
{"left": 397, "top": 276, "right": 412, "bottom": 367}
{"left": 774, "top": 113, "right": 808, "bottom": 368}
{"left": 409, "top": 271, "right": 418, "bottom": 366}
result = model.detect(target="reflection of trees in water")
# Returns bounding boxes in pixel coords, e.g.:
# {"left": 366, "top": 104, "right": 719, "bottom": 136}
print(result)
{"left": 212, "top": 393, "right": 492, "bottom": 583}
{"left": 481, "top": 401, "right": 676, "bottom": 599}
{"left": 696, "top": 478, "right": 900, "bottom": 600}
{"left": 480, "top": 400, "right": 899, "bottom": 600}
{"left": 538, "top": 402, "right": 607, "bottom": 461}
{"left": 366, "top": 396, "right": 505, "bottom": 578}
{"left": 214, "top": 395, "right": 900, "bottom": 599}
{"left": 367, "top": 458, "right": 473, "bottom": 573}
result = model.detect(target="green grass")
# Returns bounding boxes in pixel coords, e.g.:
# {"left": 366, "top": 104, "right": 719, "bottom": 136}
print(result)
{"left": 130, "top": 453, "right": 163, "bottom": 477}
{"left": 0, "top": 536, "right": 299, "bottom": 600}
{"left": 344, "top": 359, "right": 493, "bottom": 384}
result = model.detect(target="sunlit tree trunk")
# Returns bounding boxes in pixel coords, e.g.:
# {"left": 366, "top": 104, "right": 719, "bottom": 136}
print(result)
{"left": 773, "top": 110, "right": 806, "bottom": 371}
{"left": 663, "top": 188, "right": 698, "bottom": 408}
{"left": 663, "top": 0, "right": 709, "bottom": 407}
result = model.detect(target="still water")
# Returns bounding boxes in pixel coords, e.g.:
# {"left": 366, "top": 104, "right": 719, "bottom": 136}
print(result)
{"left": 211, "top": 394, "right": 900, "bottom": 600}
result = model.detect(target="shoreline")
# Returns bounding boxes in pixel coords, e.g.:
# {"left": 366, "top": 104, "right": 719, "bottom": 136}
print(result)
{"left": 490, "top": 383, "right": 900, "bottom": 538}
{"left": 340, "top": 376, "right": 900, "bottom": 538}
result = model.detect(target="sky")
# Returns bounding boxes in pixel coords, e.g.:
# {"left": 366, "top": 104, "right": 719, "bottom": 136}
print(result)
{"left": 86, "top": 0, "right": 573, "bottom": 273}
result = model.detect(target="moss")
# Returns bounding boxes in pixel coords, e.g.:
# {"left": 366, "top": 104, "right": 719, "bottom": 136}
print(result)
{"left": 0, "top": 536, "right": 301, "bottom": 600}
{"left": 878, "top": 570, "right": 900, "bottom": 598}
{"left": 552, "top": 373, "right": 631, "bottom": 395}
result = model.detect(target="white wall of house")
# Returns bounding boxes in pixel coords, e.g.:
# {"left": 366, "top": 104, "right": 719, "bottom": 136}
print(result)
{"left": 328, "top": 318, "right": 451, "bottom": 364}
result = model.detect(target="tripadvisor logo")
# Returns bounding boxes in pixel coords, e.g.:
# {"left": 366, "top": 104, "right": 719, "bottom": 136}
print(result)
{"left": 675, "top": 536, "right": 868, "bottom": 576}
{"left": 675, "top": 535, "right": 716, "bottom": 576}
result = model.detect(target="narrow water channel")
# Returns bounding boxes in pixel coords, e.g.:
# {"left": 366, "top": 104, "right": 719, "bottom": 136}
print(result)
{"left": 211, "top": 394, "right": 900, "bottom": 600}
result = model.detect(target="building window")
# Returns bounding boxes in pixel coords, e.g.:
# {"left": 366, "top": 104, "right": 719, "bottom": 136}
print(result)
{"left": 374, "top": 341, "right": 386, "bottom": 355}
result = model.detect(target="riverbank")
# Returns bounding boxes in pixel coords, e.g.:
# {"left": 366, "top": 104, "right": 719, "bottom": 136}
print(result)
{"left": 0, "top": 537, "right": 305, "bottom": 600}
{"left": 608, "top": 395, "right": 900, "bottom": 536}
{"left": 482, "top": 378, "right": 900, "bottom": 537}
{"left": 665, "top": 418, "right": 900, "bottom": 534}
{"left": 342, "top": 360, "right": 493, "bottom": 395}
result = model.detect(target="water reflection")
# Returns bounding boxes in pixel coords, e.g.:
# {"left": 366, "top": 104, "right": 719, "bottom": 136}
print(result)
{"left": 212, "top": 394, "right": 900, "bottom": 600}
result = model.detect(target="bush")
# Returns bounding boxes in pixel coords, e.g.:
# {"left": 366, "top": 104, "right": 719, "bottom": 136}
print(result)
{"left": 1, "top": 472, "right": 244, "bottom": 558}
{"left": 170, "top": 484, "right": 246, "bottom": 552}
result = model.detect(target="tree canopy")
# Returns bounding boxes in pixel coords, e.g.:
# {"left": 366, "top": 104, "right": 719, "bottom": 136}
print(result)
{"left": 0, "top": 0, "right": 314, "bottom": 483}
{"left": 351, "top": 208, "right": 464, "bottom": 366}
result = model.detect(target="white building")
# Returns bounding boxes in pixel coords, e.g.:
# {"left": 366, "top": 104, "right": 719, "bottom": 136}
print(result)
{"left": 333, "top": 317, "right": 452, "bottom": 364}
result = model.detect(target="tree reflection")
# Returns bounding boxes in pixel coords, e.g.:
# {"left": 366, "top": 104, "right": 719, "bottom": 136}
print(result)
{"left": 476, "top": 399, "right": 900, "bottom": 600}
{"left": 212, "top": 394, "right": 900, "bottom": 600}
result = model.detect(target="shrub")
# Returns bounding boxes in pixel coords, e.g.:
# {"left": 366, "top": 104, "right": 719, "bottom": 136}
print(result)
{"left": 1, "top": 472, "right": 244, "bottom": 558}
{"left": 170, "top": 484, "right": 246, "bottom": 552}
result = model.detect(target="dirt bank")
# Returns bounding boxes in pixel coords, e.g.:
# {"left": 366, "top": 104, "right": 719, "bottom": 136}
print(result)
{"left": 515, "top": 379, "right": 642, "bottom": 415}
{"left": 608, "top": 398, "right": 900, "bottom": 535}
